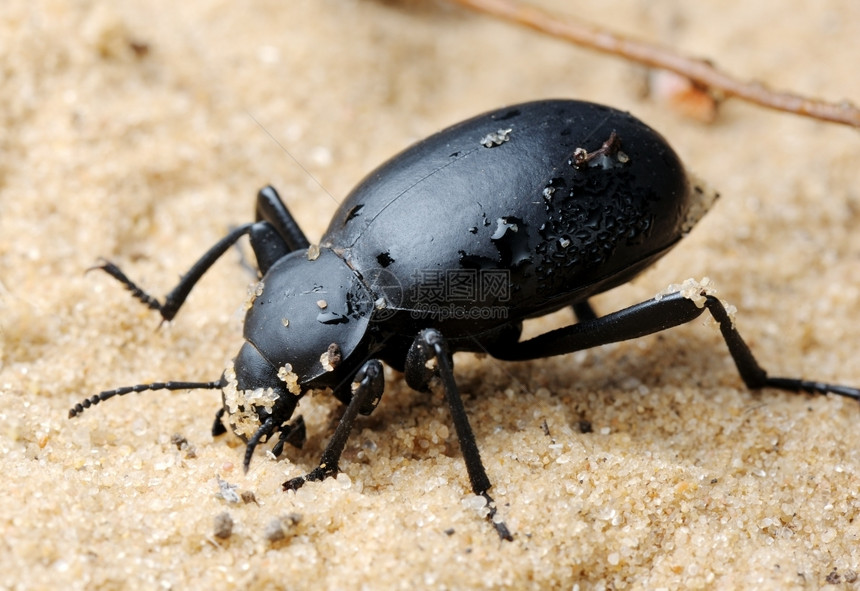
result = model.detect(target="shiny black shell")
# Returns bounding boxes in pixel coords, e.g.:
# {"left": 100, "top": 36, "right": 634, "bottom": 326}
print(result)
{"left": 321, "top": 100, "right": 694, "bottom": 338}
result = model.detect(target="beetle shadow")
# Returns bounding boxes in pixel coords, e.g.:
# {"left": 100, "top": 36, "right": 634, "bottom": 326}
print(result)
{"left": 460, "top": 325, "right": 771, "bottom": 451}
{"left": 269, "top": 323, "right": 807, "bottom": 490}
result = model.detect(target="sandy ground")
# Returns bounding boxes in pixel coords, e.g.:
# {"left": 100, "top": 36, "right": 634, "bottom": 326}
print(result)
{"left": 1, "top": 1, "right": 859, "bottom": 589}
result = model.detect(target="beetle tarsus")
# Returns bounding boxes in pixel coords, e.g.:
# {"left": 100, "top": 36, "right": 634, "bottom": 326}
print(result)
{"left": 482, "top": 491, "right": 514, "bottom": 542}
{"left": 283, "top": 463, "right": 336, "bottom": 492}
{"left": 700, "top": 295, "right": 860, "bottom": 401}
{"left": 92, "top": 259, "right": 164, "bottom": 313}
{"left": 283, "top": 474, "right": 307, "bottom": 492}
{"left": 763, "top": 377, "right": 860, "bottom": 401}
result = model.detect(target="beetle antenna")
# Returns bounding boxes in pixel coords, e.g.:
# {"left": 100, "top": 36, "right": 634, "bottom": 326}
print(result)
{"left": 69, "top": 379, "right": 226, "bottom": 418}
{"left": 243, "top": 417, "right": 276, "bottom": 473}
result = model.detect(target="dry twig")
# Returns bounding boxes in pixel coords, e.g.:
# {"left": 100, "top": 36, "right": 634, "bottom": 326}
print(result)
{"left": 448, "top": 0, "right": 860, "bottom": 128}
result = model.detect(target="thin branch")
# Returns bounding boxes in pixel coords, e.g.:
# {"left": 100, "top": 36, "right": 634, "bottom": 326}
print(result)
{"left": 448, "top": 0, "right": 860, "bottom": 129}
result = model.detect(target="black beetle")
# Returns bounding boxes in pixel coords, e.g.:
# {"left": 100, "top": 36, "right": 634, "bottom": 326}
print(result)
{"left": 70, "top": 99, "right": 860, "bottom": 540}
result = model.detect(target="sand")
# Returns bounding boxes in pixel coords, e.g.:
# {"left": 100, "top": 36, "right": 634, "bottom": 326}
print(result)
{"left": 1, "top": 1, "right": 859, "bottom": 589}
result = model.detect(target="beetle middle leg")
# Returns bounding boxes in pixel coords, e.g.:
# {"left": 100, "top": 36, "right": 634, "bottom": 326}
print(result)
{"left": 492, "top": 291, "right": 860, "bottom": 401}
{"left": 404, "top": 329, "right": 513, "bottom": 541}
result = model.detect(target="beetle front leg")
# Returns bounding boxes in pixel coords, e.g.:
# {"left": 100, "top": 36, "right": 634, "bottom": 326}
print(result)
{"left": 283, "top": 360, "right": 384, "bottom": 491}
{"left": 405, "top": 329, "right": 513, "bottom": 541}
{"left": 94, "top": 223, "right": 257, "bottom": 321}
{"left": 211, "top": 406, "right": 228, "bottom": 437}
{"left": 94, "top": 186, "right": 311, "bottom": 322}
{"left": 255, "top": 185, "right": 310, "bottom": 252}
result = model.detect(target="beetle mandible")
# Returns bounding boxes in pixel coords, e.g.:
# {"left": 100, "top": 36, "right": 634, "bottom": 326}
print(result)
{"left": 70, "top": 100, "right": 860, "bottom": 540}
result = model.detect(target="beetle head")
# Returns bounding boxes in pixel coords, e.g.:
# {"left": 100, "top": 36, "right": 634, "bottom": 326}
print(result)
{"left": 221, "top": 247, "right": 375, "bottom": 468}
{"left": 220, "top": 341, "right": 300, "bottom": 446}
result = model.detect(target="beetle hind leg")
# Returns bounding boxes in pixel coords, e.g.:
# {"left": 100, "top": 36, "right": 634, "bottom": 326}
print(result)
{"left": 493, "top": 290, "right": 860, "bottom": 402}
{"left": 703, "top": 295, "right": 860, "bottom": 400}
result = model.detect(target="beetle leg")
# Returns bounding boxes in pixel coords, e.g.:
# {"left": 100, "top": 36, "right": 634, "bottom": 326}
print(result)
{"left": 283, "top": 360, "right": 384, "bottom": 491}
{"left": 494, "top": 291, "right": 860, "bottom": 401}
{"left": 97, "top": 205, "right": 309, "bottom": 323}
{"left": 247, "top": 221, "right": 291, "bottom": 275}
{"left": 94, "top": 222, "right": 256, "bottom": 321}
{"left": 572, "top": 300, "right": 598, "bottom": 322}
{"left": 244, "top": 417, "right": 277, "bottom": 472}
{"left": 404, "top": 329, "right": 513, "bottom": 542}
{"left": 271, "top": 415, "right": 307, "bottom": 457}
{"left": 211, "top": 406, "right": 228, "bottom": 436}
{"left": 256, "top": 185, "right": 310, "bottom": 251}
{"left": 94, "top": 186, "right": 310, "bottom": 322}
